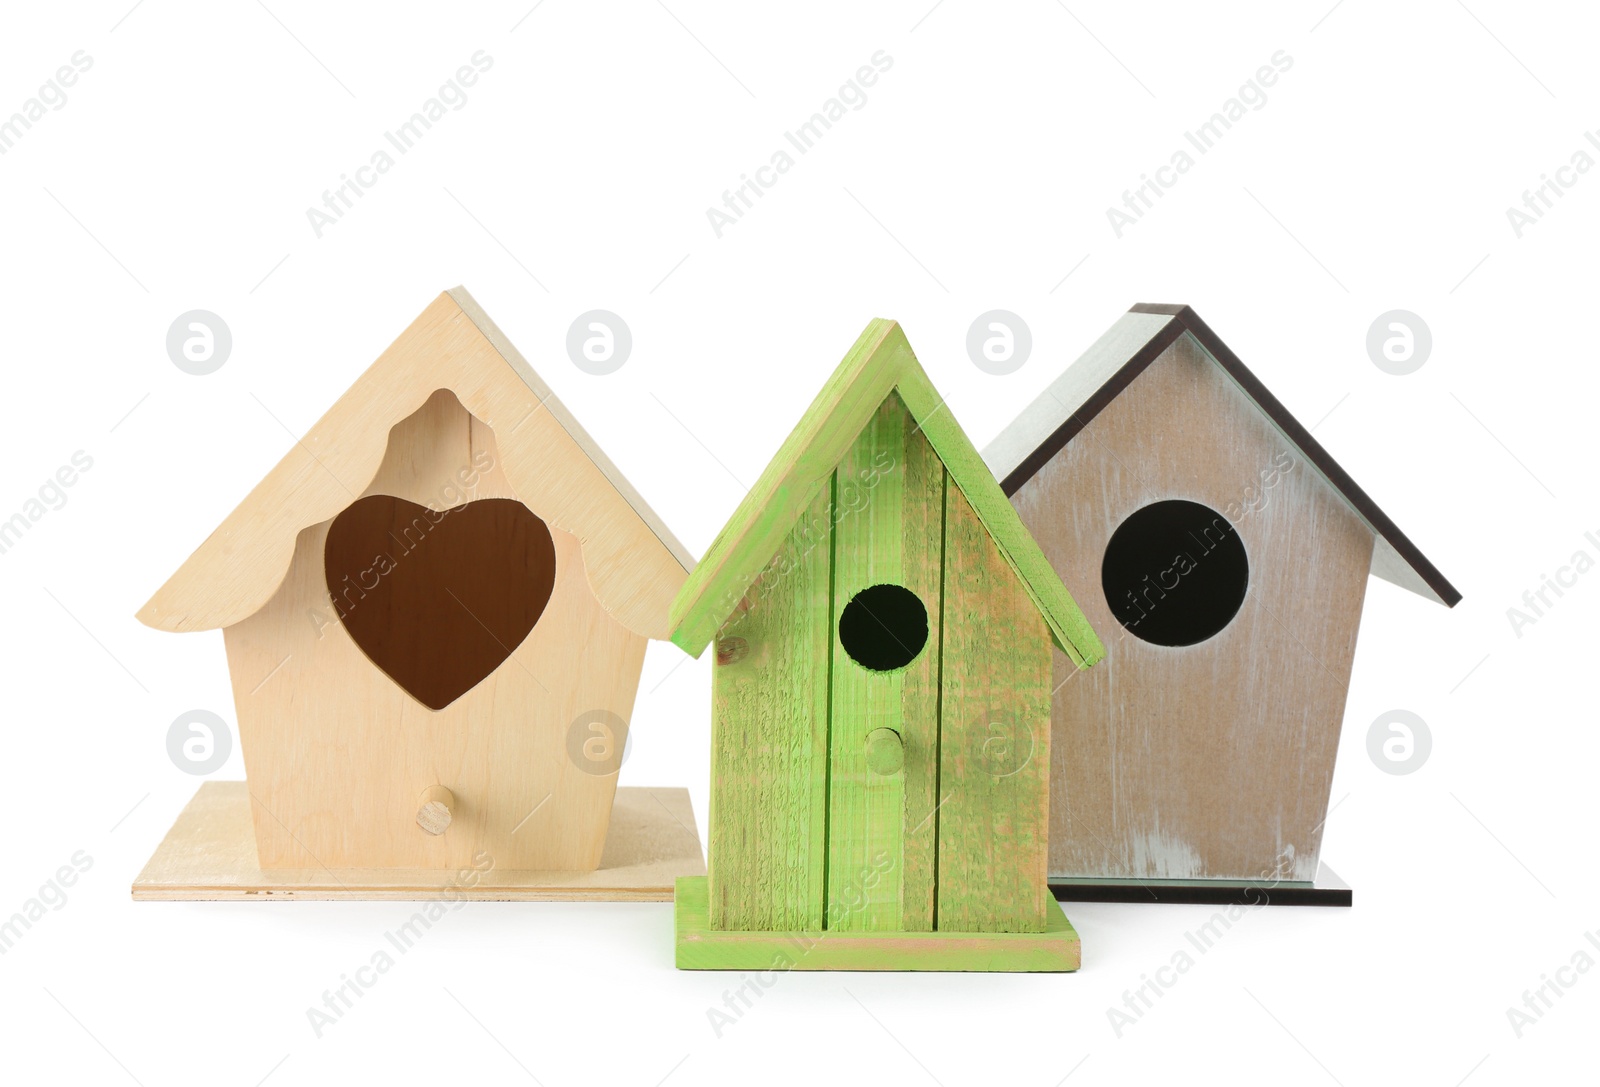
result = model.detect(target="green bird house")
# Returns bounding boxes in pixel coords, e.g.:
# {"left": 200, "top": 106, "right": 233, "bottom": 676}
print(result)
{"left": 670, "top": 319, "right": 1104, "bottom": 971}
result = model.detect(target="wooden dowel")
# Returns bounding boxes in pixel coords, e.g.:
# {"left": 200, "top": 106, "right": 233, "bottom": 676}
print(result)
{"left": 864, "top": 728, "right": 904, "bottom": 776}
{"left": 417, "top": 785, "right": 455, "bottom": 835}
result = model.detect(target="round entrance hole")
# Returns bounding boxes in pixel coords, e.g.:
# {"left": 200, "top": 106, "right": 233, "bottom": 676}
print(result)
{"left": 1101, "top": 499, "right": 1249, "bottom": 647}
{"left": 838, "top": 584, "right": 929, "bottom": 671}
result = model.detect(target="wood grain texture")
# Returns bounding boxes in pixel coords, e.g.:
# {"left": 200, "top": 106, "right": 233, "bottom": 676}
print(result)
{"left": 416, "top": 786, "right": 454, "bottom": 835}
{"left": 982, "top": 311, "right": 1178, "bottom": 492}
{"left": 222, "top": 390, "right": 646, "bottom": 870}
{"left": 986, "top": 304, "right": 1458, "bottom": 609}
{"left": 139, "top": 289, "right": 691, "bottom": 640}
{"left": 1139, "top": 305, "right": 1458, "bottom": 607}
{"left": 675, "top": 876, "right": 1079, "bottom": 971}
{"left": 133, "top": 783, "right": 705, "bottom": 901}
{"left": 1011, "top": 334, "right": 1375, "bottom": 882}
{"left": 670, "top": 320, "right": 1102, "bottom": 668}
{"left": 706, "top": 484, "right": 833, "bottom": 931}
{"left": 682, "top": 325, "right": 1103, "bottom": 955}
{"left": 936, "top": 478, "right": 1052, "bottom": 932}
{"left": 825, "top": 393, "right": 942, "bottom": 933}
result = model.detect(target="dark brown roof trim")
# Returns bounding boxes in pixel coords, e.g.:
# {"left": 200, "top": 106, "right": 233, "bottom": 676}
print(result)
{"left": 1003, "top": 303, "right": 1462, "bottom": 608}
{"left": 998, "top": 316, "right": 1186, "bottom": 497}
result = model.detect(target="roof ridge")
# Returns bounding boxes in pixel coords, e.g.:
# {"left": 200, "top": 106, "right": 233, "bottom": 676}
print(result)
{"left": 447, "top": 287, "right": 695, "bottom": 572}
{"left": 669, "top": 321, "right": 1104, "bottom": 663}
{"left": 985, "top": 304, "right": 1460, "bottom": 608}
{"left": 138, "top": 290, "right": 694, "bottom": 637}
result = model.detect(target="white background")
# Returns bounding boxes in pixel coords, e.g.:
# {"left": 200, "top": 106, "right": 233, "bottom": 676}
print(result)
{"left": 0, "top": 1, "right": 1593, "bottom": 1083}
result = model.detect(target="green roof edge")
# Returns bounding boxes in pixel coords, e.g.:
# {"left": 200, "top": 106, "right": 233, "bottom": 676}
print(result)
{"left": 669, "top": 319, "right": 1104, "bottom": 669}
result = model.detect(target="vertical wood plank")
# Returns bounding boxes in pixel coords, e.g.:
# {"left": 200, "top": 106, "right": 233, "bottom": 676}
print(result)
{"left": 827, "top": 393, "right": 943, "bottom": 932}
{"left": 938, "top": 477, "right": 1052, "bottom": 932}
{"left": 708, "top": 484, "right": 833, "bottom": 930}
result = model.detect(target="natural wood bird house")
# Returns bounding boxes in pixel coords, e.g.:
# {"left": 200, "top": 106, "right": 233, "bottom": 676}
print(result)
{"left": 133, "top": 288, "right": 705, "bottom": 900}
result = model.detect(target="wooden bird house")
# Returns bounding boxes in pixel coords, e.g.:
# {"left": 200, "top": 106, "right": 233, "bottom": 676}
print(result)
{"left": 132, "top": 288, "right": 706, "bottom": 900}
{"left": 984, "top": 304, "right": 1460, "bottom": 904}
{"left": 671, "top": 319, "right": 1104, "bottom": 971}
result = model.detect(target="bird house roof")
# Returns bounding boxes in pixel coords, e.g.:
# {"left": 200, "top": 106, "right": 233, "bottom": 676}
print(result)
{"left": 137, "top": 288, "right": 694, "bottom": 640}
{"left": 983, "top": 303, "right": 1460, "bottom": 608}
{"left": 669, "top": 319, "right": 1105, "bottom": 665}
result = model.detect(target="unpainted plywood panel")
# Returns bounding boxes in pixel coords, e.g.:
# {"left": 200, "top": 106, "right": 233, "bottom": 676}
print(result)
{"left": 223, "top": 391, "right": 644, "bottom": 871}
{"left": 142, "top": 291, "right": 690, "bottom": 640}
{"left": 134, "top": 783, "right": 704, "bottom": 901}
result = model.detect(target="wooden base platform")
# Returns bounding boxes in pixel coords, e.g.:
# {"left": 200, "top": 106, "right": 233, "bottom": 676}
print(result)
{"left": 133, "top": 781, "right": 706, "bottom": 901}
{"left": 674, "top": 877, "right": 1080, "bottom": 972}
{"left": 1051, "top": 862, "right": 1352, "bottom": 907}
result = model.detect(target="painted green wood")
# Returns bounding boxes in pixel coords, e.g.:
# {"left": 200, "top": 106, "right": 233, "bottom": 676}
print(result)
{"left": 675, "top": 877, "right": 1080, "bottom": 972}
{"left": 673, "top": 322, "right": 1105, "bottom": 966}
{"left": 669, "top": 321, "right": 1103, "bottom": 671}
{"left": 672, "top": 321, "right": 899, "bottom": 659}
{"left": 825, "top": 393, "right": 942, "bottom": 933}
{"left": 936, "top": 477, "right": 1053, "bottom": 933}
{"left": 864, "top": 728, "right": 904, "bottom": 775}
{"left": 706, "top": 483, "right": 833, "bottom": 931}
{"left": 897, "top": 367, "right": 1103, "bottom": 670}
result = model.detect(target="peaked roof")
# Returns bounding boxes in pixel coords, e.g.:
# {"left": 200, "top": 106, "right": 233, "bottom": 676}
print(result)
{"left": 138, "top": 287, "right": 694, "bottom": 640}
{"left": 670, "top": 319, "right": 1105, "bottom": 665}
{"left": 983, "top": 303, "right": 1460, "bottom": 608}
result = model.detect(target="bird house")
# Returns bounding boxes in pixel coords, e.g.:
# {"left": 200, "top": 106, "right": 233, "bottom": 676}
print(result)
{"left": 670, "top": 319, "right": 1104, "bottom": 971}
{"left": 132, "top": 288, "right": 706, "bottom": 900}
{"left": 984, "top": 303, "right": 1460, "bottom": 903}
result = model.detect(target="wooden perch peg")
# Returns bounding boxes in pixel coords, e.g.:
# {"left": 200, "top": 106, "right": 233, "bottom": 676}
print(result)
{"left": 864, "top": 728, "right": 904, "bottom": 776}
{"left": 417, "top": 786, "right": 455, "bottom": 835}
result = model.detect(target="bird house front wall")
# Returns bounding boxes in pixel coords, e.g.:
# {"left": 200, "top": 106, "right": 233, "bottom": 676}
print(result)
{"left": 708, "top": 393, "right": 1051, "bottom": 934}
{"left": 1012, "top": 333, "right": 1375, "bottom": 883}
{"left": 220, "top": 390, "right": 645, "bottom": 872}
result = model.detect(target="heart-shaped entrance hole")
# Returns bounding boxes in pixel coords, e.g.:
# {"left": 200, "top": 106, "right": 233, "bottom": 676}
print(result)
{"left": 324, "top": 496, "right": 557, "bottom": 710}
